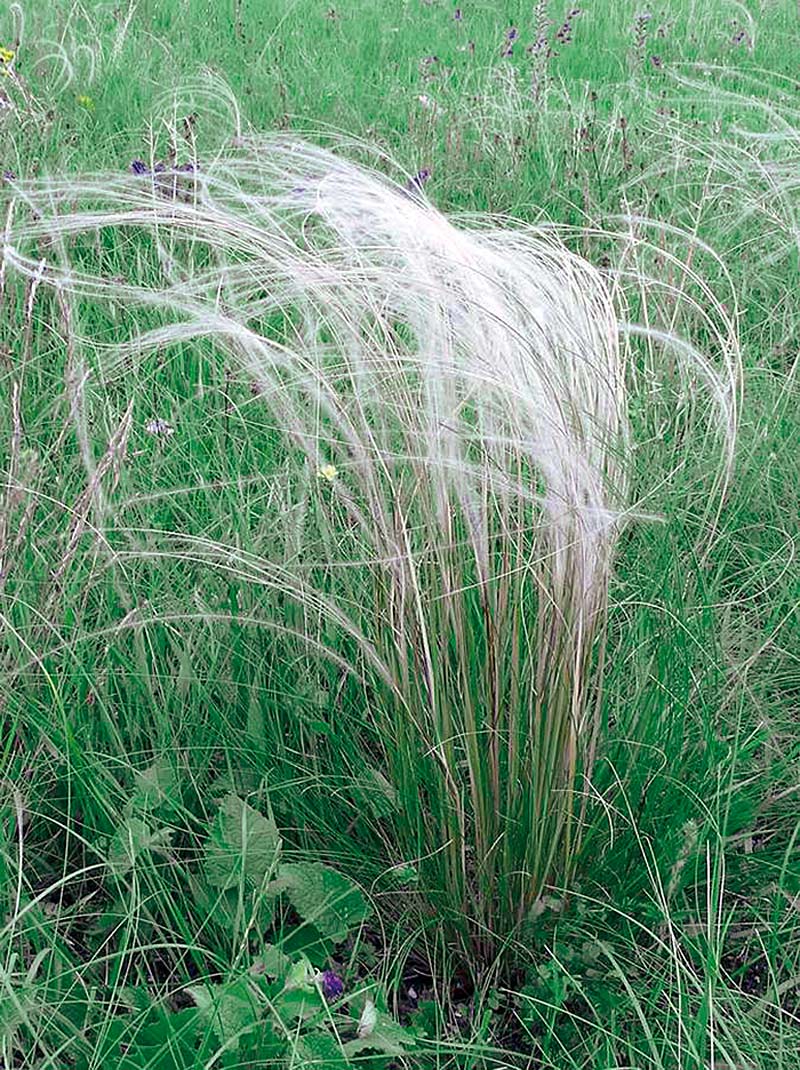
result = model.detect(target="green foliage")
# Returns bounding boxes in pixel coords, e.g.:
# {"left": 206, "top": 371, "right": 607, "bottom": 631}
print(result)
{"left": 75, "top": 955, "right": 419, "bottom": 1069}
{"left": 187, "top": 975, "right": 261, "bottom": 1052}
{"left": 194, "top": 794, "right": 370, "bottom": 948}
{"left": 107, "top": 816, "right": 173, "bottom": 877}
{"left": 1, "top": 1, "right": 799, "bottom": 1068}
{"left": 74, "top": 1008, "right": 201, "bottom": 1070}
{"left": 1, "top": 789, "right": 395, "bottom": 1069}
{"left": 275, "top": 862, "right": 371, "bottom": 944}
{"left": 204, "top": 792, "right": 282, "bottom": 891}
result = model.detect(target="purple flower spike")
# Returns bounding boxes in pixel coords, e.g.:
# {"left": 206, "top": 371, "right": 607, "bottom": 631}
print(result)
{"left": 453, "top": 8, "right": 462, "bottom": 20}
{"left": 321, "top": 970, "right": 344, "bottom": 1000}
{"left": 505, "top": 26, "right": 519, "bottom": 41}
{"left": 130, "top": 159, "right": 148, "bottom": 175}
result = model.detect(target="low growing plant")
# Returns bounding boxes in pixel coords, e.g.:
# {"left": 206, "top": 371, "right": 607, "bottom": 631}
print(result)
{"left": 1, "top": 775, "right": 420, "bottom": 1068}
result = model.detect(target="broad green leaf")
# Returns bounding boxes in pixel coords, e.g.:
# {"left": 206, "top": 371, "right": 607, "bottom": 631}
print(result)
{"left": 128, "top": 1007, "right": 200, "bottom": 1056}
{"left": 273, "top": 986, "right": 322, "bottom": 1025}
{"left": 188, "top": 977, "right": 259, "bottom": 1052}
{"left": 193, "top": 884, "right": 275, "bottom": 943}
{"left": 276, "top": 862, "right": 370, "bottom": 943}
{"left": 74, "top": 1009, "right": 199, "bottom": 1070}
{"left": 107, "top": 818, "right": 172, "bottom": 877}
{"left": 283, "top": 954, "right": 315, "bottom": 991}
{"left": 280, "top": 921, "right": 334, "bottom": 965}
{"left": 383, "top": 862, "right": 418, "bottom": 888}
{"left": 204, "top": 793, "right": 281, "bottom": 891}
{"left": 116, "top": 986, "right": 152, "bottom": 1012}
{"left": 250, "top": 943, "right": 291, "bottom": 980}
{"left": 131, "top": 758, "right": 177, "bottom": 812}
{"left": 292, "top": 1029, "right": 350, "bottom": 1067}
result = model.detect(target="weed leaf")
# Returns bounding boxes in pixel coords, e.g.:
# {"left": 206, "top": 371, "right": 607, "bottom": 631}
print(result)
{"left": 131, "top": 758, "right": 177, "bottom": 812}
{"left": 293, "top": 1029, "right": 350, "bottom": 1067}
{"left": 187, "top": 977, "right": 258, "bottom": 1052}
{"left": 107, "top": 817, "right": 172, "bottom": 877}
{"left": 277, "top": 861, "right": 370, "bottom": 942}
{"left": 250, "top": 943, "right": 292, "bottom": 979}
{"left": 204, "top": 793, "right": 281, "bottom": 890}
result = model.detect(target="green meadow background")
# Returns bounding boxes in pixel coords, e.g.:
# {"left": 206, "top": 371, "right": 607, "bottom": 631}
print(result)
{"left": 1, "top": 1, "right": 798, "bottom": 1067}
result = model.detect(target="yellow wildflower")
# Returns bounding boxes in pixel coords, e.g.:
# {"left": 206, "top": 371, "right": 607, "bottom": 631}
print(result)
{"left": 0, "top": 48, "right": 14, "bottom": 65}
{"left": 77, "top": 94, "right": 94, "bottom": 110}
{"left": 317, "top": 463, "right": 338, "bottom": 482}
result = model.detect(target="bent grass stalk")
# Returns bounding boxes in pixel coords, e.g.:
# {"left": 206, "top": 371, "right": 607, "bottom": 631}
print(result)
{"left": 1, "top": 135, "right": 737, "bottom": 960}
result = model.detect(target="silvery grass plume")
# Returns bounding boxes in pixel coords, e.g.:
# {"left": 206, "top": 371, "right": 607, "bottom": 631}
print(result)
{"left": 0, "top": 136, "right": 737, "bottom": 958}
{"left": 636, "top": 64, "right": 800, "bottom": 291}
{"left": 2, "top": 0, "right": 130, "bottom": 96}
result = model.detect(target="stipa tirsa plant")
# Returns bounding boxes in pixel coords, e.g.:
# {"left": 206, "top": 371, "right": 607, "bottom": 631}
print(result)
{"left": 0, "top": 137, "right": 736, "bottom": 962}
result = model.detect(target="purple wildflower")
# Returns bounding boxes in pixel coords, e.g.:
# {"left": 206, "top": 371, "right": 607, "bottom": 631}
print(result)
{"left": 633, "top": 10, "right": 652, "bottom": 52}
{"left": 130, "top": 159, "right": 174, "bottom": 176}
{"left": 501, "top": 45, "right": 514, "bottom": 57}
{"left": 406, "top": 167, "right": 431, "bottom": 194}
{"left": 453, "top": 8, "right": 462, "bottom": 21}
{"left": 650, "top": 54, "right": 663, "bottom": 68}
{"left": 321, "top": 970, "right": 344, "bottom": 1000}
{"left": 556, "top": 5, "right": 583, "bottom": 44}
{"left": 2, "top": 169, "right": 16, "bottom": 182}
{"left": 505, "top": 26, "right": 519, "bottom": 41}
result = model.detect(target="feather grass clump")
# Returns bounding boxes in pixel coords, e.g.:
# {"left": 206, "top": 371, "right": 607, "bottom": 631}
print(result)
{"left": 0, "top": 136, "right": 736, "bottom": 960}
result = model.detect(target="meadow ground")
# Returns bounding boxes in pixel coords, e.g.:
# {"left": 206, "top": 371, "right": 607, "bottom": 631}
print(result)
{"left": 0, "top": 2, "right": 799, "bottom": 1068}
